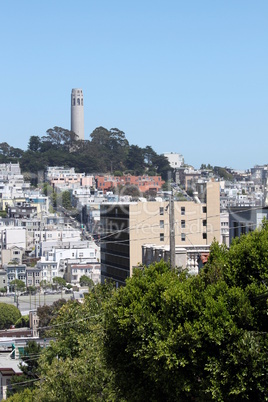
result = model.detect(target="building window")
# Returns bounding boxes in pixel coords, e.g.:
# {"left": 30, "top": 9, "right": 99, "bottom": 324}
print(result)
{"left": 159, "top": 207, "right": 164, "bottom": 215}
{"left": 160, "top": 220, "right": 164, "bottom": 228}
{"left": 234, "top": 221, "right": 239, "bottom": 238}
{"left": 181, "top": 233, "right": 186, "bottom": 241}
{"left": 181, "top": 207, "right": 185, "bottom": 215}
{"left": 203, "top": 220, "right": 207, "bottom": 227}
{"left": 202, "top": 206, "right": 207, "bottom": 213}
{"left": 203, "top": 233, "right": 207, "bottom": 239}
{"left": 181, "top": 220, "right": 185, "bottom": 228}
{"left": 240, "top": 222, "right": 246, "bottom": 235}
{"left": 160, "top": 233, "right": 164, "bottom": 241}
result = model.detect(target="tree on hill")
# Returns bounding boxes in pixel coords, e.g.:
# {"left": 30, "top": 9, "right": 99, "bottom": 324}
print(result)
{"left": 0, "top": 303, "right": 21, "bottom": 330}
{"left": 213, "top": 166, "right": 234, "bottom": 181}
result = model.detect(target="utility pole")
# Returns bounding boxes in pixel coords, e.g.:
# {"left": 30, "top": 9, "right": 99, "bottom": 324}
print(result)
{"left": 169, "top": 191, "right": 175, "bottom": 269}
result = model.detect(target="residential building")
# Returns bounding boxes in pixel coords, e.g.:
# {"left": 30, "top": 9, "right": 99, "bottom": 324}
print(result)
{"left": 65, "top": 262, "right": 101, "bottom": 285}
{"left": 1, "top": 246, "right": 23, "bottom": 265}
{"left": 0, "top": 270, "right": 7, "bottom": 290}
{"left": 3, "top": 264, "right": 27, "bottom": 293}
{"left": 26, "top": 267, "right": 42, "bottom": 288}
{"left": 95, "top": 174, "right": 165, "bottom": 193}
{"left": 36, "top": 240, "right": 99, "bottom": 283}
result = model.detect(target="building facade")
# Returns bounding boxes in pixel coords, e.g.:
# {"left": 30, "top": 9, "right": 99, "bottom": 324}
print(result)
{"left": 100, "top": 182, "right": 220, "bottom": 285}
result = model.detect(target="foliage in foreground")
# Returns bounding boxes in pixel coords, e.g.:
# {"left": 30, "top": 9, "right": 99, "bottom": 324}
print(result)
{"left": 104, "top": 264, "right": 267, "bottom": 401}
{"left": 35, "top": 284, "right": 122, "bottom": 401}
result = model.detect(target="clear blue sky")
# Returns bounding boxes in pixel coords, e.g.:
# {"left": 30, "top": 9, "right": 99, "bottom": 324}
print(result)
{"left": 1, "top": 1, "right": 267, "bottom": 170}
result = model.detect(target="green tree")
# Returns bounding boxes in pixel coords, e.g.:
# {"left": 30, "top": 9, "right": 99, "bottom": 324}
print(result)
{"left": 52, "top": 277, "right": 66, "bottom": 289}
{"left": 10, "top": 279, "right": 26, "bottom": 293}
{"left": 28, "top": 136, "right": 42, "bottom": 152}
{"left": 79, "top": 275, "right": 94, "bottom": 288}
{"left": 15, "top": 315, "right": 29, "bottom": 328}
{"left": 104, "top": 259, "right": 268, "bottom": 401}
{"left": 37, "top": 299, "right": 67, "bottom": 337}
{"left": 0, "top": 303, "right": 21, "bottom": 329}
{"left": 126, "top": 145, "right": 145, "bottom": 175}
{"left": 35, "top": 284, "right": 121, "bottom": 401}
{"left": 6, "top": 388, "right": 35, "bottom": 402}
{"left": 61, "top": 190, "right": 72, "bottom": 210}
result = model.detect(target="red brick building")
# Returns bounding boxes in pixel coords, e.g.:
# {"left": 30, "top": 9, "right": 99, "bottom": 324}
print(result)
{"left": 95, "top": 174, "right": 165, "bottom": 193}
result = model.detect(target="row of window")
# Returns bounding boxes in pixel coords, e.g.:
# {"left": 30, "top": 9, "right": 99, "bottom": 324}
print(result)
{"left": 159, "top": 220, "right": 207, "bottom": 228}
{"left": 160, "top": 206, "right": 207, "bottom": 215}
{"left": 72, "top": 98, "right": 83, "bottom": 106}
{"left": 160, "top": 232, "right": 207, "bottom": 241}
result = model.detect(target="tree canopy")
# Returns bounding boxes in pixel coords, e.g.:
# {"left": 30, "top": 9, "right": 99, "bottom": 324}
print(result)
{"left": 1, "top": 126, "right": 171, "bottom": 182}
{"left": 0, "top": 303, "right": 21, "bottom": 330}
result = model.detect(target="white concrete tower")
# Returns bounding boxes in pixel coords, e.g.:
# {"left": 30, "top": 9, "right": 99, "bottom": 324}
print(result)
{"left": 71, "top": 88, "right": 84, "bottom": 140}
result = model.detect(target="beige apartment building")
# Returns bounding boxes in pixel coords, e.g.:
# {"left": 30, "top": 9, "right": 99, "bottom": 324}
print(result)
{"left": 100, "top": 182, "right": 220, "bottom": 285}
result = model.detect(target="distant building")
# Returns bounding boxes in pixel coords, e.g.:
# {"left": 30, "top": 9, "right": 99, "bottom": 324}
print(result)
{"left": 229, "top": 206, "right": 268, "bottom": 243}
{"left": 142, "top": 244, "right": 210, "bottom": 275}
{"left": 95, "top": 174, "right": 164, "bottom": 193}
{"left": 71, "top": 88, "right": 84, "bottom": 140}
{"left": 65, "top": 262, "right": 101, "bottom": 285}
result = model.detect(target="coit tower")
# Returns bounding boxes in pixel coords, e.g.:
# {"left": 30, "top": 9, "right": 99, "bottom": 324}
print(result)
{"left": 71, "top": 88, "right": 84, "bottom": 140}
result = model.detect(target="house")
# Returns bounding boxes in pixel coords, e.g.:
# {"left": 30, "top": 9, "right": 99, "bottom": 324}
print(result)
{"left": 1, "top": 246, "right": 24, "bottom": 266}
{"left": 65, "top": 263, "right": 101, "bottom": 285}
{"left": 2, "top": 264, "right": 26, "bottom": 293}
{"left": 0, "top": 357, "right": 22, "bottom": 400}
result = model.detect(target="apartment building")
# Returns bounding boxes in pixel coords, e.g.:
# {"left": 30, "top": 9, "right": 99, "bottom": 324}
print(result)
{"left": 95, "top": 174, "right": 165, "bottom": 193}
{"left": 100, "top": 181, "right": 220, "bottom": 285}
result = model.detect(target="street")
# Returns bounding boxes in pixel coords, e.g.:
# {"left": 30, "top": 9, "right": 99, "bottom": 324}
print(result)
{"left": 0, "top": 293, "right": 73, "bottom": 314}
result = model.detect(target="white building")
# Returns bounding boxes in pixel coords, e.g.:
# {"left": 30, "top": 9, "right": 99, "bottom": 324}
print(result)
{"left": 0, "top": 227, "right": 26, "bottom": 265}
{"left": 36, "top": 240, "right": 100, "bottom": 283}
